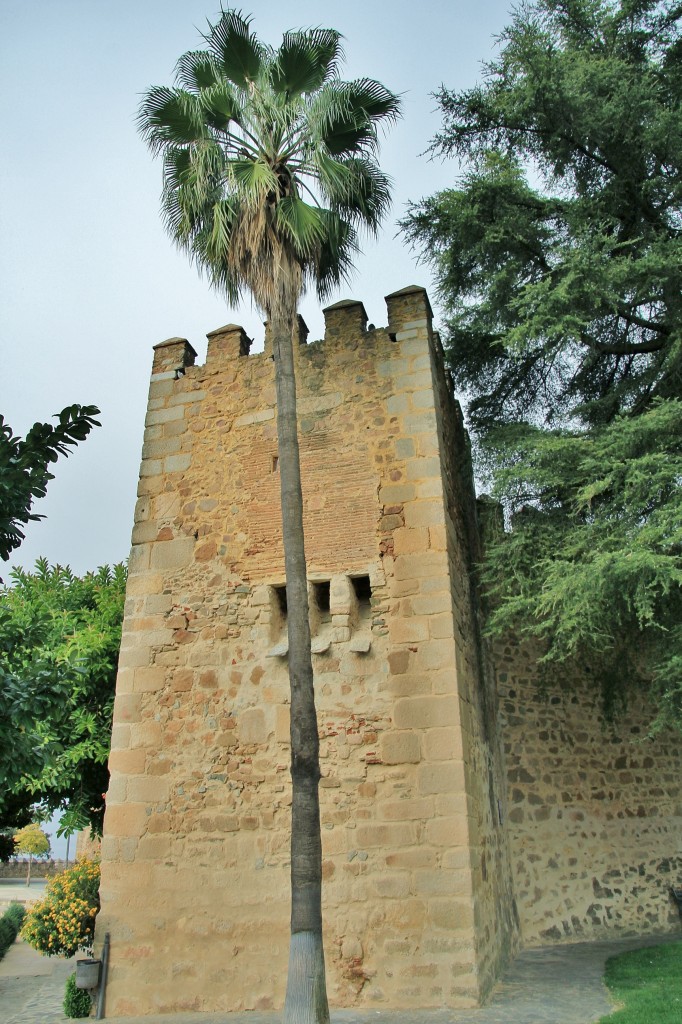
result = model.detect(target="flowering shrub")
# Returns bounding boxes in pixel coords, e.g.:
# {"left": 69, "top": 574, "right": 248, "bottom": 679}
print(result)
{"left": 21, "top": 857, "right": 100, "bottom": 957}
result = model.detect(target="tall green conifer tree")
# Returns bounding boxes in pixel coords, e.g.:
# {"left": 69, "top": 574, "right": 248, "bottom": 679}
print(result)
{"left": 403, "top": 0, "right": 682, "bottom": 728}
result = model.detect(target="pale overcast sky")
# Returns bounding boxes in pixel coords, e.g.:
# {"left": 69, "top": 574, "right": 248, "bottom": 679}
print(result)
{"left": 1, "top": 0, "right": 512, "bottom": 578}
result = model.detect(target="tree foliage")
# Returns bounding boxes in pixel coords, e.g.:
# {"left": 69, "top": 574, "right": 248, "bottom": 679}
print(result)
{"left": 13, "top": 822, "right": 50, "bottom": 858}
{"left": 0, "top": 904, "right": 26, "bottom": 961}
{"left": 480, "top": 400, "right": 682, "bottom": 727}
{"left": 0, "top": 406, "right": 100, "bottom": 567}
{"left": 13, "top": 822, "right": 50, "bottom": 885}
{"left": 402, "top": 0, "right": 682, "bottom": 728}
{"left": 63, "top": 973, "right": 93, "bottom": 1019}
{"left": 138, "top": 10, "right": 399, "bottom": 318}
{"left": 0, "top": 560, "right": 126, "bottom": 835}
{"left": 0, "top": 791, "right": 34, "bottom": 862}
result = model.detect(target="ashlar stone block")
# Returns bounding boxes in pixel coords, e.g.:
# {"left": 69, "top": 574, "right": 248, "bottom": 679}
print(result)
{"left": 419, "top": 761, "right": 466, "bottom": 796}
{"left": 380, "top": 731, "right": 421, "bottom": 764}
{"left": 240, "top": 708, "right": 268, "bottom": 744}
{"left": 423, "top": 727, "right": 462, "bottom": 762}
{"left": 404, "top": 500, "right": 446, "bottom": 529}
{"left": 150, "top": 536, "right": 195, "bottom": 570}
{"left": 394, "top": 695, "right": 460, "bottom": 731}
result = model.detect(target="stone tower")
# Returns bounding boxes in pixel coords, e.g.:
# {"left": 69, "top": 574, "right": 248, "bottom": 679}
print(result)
{"left": 97, "top": 285, "right": 520, "bottom": 1016}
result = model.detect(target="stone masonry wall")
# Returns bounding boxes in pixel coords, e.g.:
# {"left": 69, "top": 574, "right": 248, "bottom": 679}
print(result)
{"left": 496, "top": 639, "right": 682, "bottom": 945}
{"left": 428, "top": 337, "right": 519, "bottom": 998}
{"left": 98, "top": 287, "right": 516, "bottom": 1016}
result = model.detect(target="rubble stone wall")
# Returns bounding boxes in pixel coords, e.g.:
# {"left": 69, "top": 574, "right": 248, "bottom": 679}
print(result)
{"left": 496, "top": 640, "right": 682, "bottom": 945}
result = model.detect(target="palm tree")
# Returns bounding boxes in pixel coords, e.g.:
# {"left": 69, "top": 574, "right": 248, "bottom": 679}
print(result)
{"left": 138, "top": 11, "right": 400, "bottom": 1023}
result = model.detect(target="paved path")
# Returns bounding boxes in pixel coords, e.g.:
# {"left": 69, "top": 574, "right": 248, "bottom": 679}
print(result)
{"left": 0, "top": 938, "right": 74, "bottom": 1024}
{"left": 0, "top": 878, "right": 48, "bottom": 905}
{"left": 0, "top": 918, "right": 676, "bottom": 1024}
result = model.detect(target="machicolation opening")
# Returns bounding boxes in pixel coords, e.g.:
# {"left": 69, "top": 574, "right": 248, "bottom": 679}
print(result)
{"left": 350, "top": 574, "right": 372, "bottom": 622}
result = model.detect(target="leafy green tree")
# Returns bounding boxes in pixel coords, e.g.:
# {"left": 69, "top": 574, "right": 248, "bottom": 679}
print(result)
{"left": 13, "top": 822, "right": 50, "bottom": 885}
{"left": 0, "top": 560, "right": 126, "bottom": 836}
{"left": 0, "top": 406, "right": 100, "bottom": 569}
{"left": 402, "top": 0, "right": 681, "bottom": 728}
{"left": 138, "top": 11, "right": 399, "bottom": 1020}
{"left": 0, "top": 792, "right": 33, "bottom": 862}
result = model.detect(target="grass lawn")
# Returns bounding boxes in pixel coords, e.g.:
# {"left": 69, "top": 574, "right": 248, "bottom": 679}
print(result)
{"left": 599, "top": 940, "right": 682, "bottom": 1023}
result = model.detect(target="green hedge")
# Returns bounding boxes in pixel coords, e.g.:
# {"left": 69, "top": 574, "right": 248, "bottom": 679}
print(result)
{"left": 0, "top": 902, "right": 26, "bottom": 960}
{"left": 63, "top": 972, "right": 92, "bottom": 1018}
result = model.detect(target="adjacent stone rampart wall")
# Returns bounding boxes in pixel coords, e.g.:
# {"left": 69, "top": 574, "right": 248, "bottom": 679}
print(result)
{"left": 0, "top": 860, "right": 63, "bottom": 879}
{"left": 496, "top": 640, "right": 682, "bottom": 945}
{"left": 98, "top": 287, "right": 517, "bottom": 1016}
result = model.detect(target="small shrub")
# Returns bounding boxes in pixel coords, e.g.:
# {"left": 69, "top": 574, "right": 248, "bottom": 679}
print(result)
{"left": 0, "top": 902, "right": 26, "bottom": 960}
{"left": 2, "top": 902, "right": 26, "bottom": 931}
{"left": 63, "top": 972, "right": 92, "bottom": 1018}
{"left": 21, "top": 857, "right": 100, "bottom": 957}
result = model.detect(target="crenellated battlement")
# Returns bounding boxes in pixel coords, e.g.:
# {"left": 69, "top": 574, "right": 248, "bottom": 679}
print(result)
{"left": 151, "top": 336, "right": 197, "bottom": 379}
{"left": 151, "top": 285, "right": 433, "bottom": 379}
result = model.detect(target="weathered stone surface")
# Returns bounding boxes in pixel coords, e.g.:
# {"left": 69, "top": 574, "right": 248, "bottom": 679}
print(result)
{"left": 149, "top": 537, "right": 195, "bottom": 570}
{"left": 100, "top": 287, "right": 518, "bottom": 1016}
{"left": 100, "top": 283, "right": 679, "bottom": 1021}
{"left": 495, "top": 637, "right": 682, "bottom": 944}
{"left": 380, "top": 731, "right": 421, "bottom": 765}
{"left": 394, "top": 695, "right": 460, "bottom": 730}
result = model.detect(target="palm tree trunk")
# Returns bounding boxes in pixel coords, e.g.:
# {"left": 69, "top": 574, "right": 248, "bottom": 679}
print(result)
{"left": 271, "top": 313, "right": 330, "bottom": 1024}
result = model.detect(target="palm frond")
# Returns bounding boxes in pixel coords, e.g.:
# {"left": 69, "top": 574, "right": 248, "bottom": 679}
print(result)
{"left": 199, "top": 81, "right": 242, "bottom": 133}
{"left": 206, "top": 9, "right": 265, "bottom": 90}
{"left": 160, "top": 143, "right": 225, "bottom": 243}
{"left": 230, "top": 158, "right": 278, "bottom": 197}
{"left": 311, "top": 105, "right": 375, "bottom": 156}
{"left": 175, "top": 50, "right": 220, "bottom": 92}
{"left": 193, "top": 218, "right": 243, "bottom": 305}
{"left": 138, "top": 87, "right": 207, "bottom": 154}
{"left": 140, "top": 10, "right": 399, "bottom": 318}
{"left": 206, "top": 259, "right": 242, "bottom": 305}
{"left": 313, "top": 210, "right": 359, "bottom": 300}
{"left": 308, "top": 78, "right": 401, "bottom": 155}
{"left": 345, "top": 78, "right": 402, "bottom": 123}
{"left": 205, "top": 197, "right": 238, "bottom": 264}
{"left": 160, "top": 147, "right": 193, "bottom": 203}
{"left": 333, "top": 157, "right": 394, "bottom": 233}
{"left": 275, "top": 196, "right": 325, "bottom": 256}
{"left": 271, "top": 29, "right": 343, "bottom": 97}
{"left": 311, "top": 152, "right": 392, "bottom": 231}
{"left": 312, "top": 151, "right": 355, "bottom": 201}
{"left": 304, "top": 28, "right": 345, "bottom": 80}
